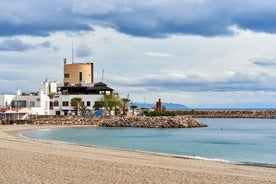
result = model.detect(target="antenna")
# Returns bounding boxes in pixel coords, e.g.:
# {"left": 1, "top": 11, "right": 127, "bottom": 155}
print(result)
{"left": 102, "top": 69, "right": 104, "bottom": 82}
{"left": 72, "top": 42, "right": 74, "bottom": 64}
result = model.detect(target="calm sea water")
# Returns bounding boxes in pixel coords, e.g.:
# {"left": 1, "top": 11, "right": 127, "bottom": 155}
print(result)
{"left": 21, "top": 118, "right": 276, "bottom": 166}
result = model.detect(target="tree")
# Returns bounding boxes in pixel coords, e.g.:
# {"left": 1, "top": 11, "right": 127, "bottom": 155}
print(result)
{"left": 80, "top": 104, "right": 91, "bottom": 116}
{"left": 101, "top": 92, "right": 121, "bottom": 116}
{"left": 121, "top": 97, "right": 131, "bottom": 115}
{"left": 130, "top": 104, "right": 138, "bottom": 117}
{"left": 48, "top": 92, "right": 56, "bottom": 99}
{"left": 93, "top": 101, "right": 104, "bottom": 110}
{"left": 70, "top": 97, "right": 83, "bottom": 115}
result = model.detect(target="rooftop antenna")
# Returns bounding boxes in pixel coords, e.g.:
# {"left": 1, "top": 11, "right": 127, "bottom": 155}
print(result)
{"left": 72, "top": 42, "right": 74, "bottom": 64}
{"left": 102, "top": 69, "right": 104, "bottom": 82}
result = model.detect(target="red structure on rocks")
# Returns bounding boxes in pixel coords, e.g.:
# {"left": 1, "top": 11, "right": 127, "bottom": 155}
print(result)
{"left": 156, "top": 99, "right": 162, "bottom": 112}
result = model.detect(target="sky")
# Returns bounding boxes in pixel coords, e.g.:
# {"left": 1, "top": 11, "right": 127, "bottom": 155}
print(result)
{"left": 1, "top": 0, "right": 276, "bottom": 108}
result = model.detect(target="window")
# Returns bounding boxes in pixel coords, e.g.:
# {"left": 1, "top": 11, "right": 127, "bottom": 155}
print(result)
{"left": 49, "top": 102, "right": 53, "bottom": 110}
{"left": 62, "top": 101, "right": 69, "bottom": 106}
{"left": 11, "top": 100, "right": 26, "bottom": 108}
{"left": 54, "top": 101, "right": 59, "bottom": 107}
{"left": 86, "top": 101, "right": 91, "bottom": 107}
{"left": 64, "top": 73, "right": 70, "bottom": 78}
{"left": 30, "top": 102, "right": 35, "bottom": 107}
{"left": 79, "top": 72, "right": 82, "bottom": 82}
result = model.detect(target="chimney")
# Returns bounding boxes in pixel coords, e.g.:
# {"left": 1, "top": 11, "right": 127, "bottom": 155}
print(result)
{"left": 64, "top": 58, "right": 67, "bottom": 65}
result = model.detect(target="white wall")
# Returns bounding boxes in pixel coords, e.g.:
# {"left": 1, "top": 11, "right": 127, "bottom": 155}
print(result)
{"left": 49, "top": 94, "right": 102, "bottom": 115}
{"left": 11, "top": 91, "right": 50, "bottom": 115}
{"left": 0, "top": 95, "right": 15, "bottom": 108}
{"left": 39, "top": 81, "right": 60, "bottom": 96}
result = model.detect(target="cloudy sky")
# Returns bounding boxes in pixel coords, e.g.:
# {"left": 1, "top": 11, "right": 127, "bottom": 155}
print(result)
{"left": 1, "top": 0, "right": 276, "bottom": 108}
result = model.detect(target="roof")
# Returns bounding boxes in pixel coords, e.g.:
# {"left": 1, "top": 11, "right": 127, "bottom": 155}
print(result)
{"left": 18, "top": 108, "right": 34, "bottom": 113}
{"left": 94, "top": 82, "right": 107, "bottom": 87}
{"left": 87, "top": 82, "right": 114, "bottom": 92}
{"left": 59, "top": 82, "right": 113, "bottom": 95}
{"left": 0, "top": 107, "right": 21, "bottom": 113}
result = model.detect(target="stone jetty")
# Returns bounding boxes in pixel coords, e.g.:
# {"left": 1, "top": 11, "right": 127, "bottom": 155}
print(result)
{"left": 190, "top": 110, "right": 276, "bottom": 119}
{"left": 30, "top": 116, "right": 207, "bottom": 128}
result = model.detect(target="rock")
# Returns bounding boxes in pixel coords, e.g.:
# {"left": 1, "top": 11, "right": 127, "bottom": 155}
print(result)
{"left": 28, "top": 115, "right": 207, "bottom": 128}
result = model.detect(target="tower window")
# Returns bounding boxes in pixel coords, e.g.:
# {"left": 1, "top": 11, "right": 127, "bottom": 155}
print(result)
{"left": 79, "top": 72, "right": 82, "bottom": 82}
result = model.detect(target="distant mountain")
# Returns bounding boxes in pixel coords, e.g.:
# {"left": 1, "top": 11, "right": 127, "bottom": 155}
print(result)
{"left": 133, "top": 103, "right": 189, "bottom": 110}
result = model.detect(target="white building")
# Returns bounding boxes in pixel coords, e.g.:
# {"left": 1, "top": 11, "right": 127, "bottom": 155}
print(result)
{"left": 11, "top": 89, "right": 50, "bottom": 115}
{"left": 1, "top": 81, "right": 114, "bottom": 117}
{"left": 49, "top": 82, "right": 114, "bottom": 115}
{"left": 0, "top": 94, "right": 15, "bottom": 108}
{"left": 39, "top": 80, "right": 61, "bottom": 96}
{"left": 0, "top": 88, "right": 50, "bottom": 115}
{"left": 49, "top": 94, "right": 102, "bottom": 115}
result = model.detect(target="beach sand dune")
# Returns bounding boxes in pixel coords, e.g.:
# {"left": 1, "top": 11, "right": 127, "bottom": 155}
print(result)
{"left": 0, "top": 125, "right": 275, "bottom": 184}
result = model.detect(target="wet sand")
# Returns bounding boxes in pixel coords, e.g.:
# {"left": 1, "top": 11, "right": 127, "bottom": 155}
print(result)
{"left": 0, "top": 125, "right": 275, "bottom": 184}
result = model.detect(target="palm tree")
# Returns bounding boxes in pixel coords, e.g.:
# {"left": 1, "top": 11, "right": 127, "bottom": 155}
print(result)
{"left": 70, "top": 97, "right": 82, "bottom": 115}
{"left": 102, "top": 92, "right": 121, "bottom": 116}
{"left": 130, "top": 104, "right": 138, "bottom": 117}
{"left": 80, "top": 104, "right": 91, "bottom": 116}
{"left": 121, "top": 97, "right": 131, "bottom": 115}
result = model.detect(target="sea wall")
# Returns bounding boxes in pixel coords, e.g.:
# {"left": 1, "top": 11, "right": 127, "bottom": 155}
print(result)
{"left": 30, "top": 116, "right": 207, "bottom": 128}
{"left": 190, "top": 110, "right": 276, "bottom": 119}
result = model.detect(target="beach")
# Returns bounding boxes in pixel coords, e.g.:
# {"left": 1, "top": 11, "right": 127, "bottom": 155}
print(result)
{"left": 0, "top": 125, "right": 275, "bottom": 184}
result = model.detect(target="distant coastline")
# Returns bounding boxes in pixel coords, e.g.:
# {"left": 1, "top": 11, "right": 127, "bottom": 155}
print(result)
{"left": 135, "top": 102, "right": 276, "bottom": 111}
{"left": 142, "top": 110, "right": 276, "bottom": 119}
{"left": 190, "top": 110, "right": 276, "bottom": 119}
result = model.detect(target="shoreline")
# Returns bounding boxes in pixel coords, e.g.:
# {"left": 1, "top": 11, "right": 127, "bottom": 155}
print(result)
{"left": 18, "top": 129, "right": 233, "bottom": 164}
{"left": 1, "top": 124, "right": 276, "bottom": 184}
{"left": 18, "top": 126, "right": 276, "bottom": 168}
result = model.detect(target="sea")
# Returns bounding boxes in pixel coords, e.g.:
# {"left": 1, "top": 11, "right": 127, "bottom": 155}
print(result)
{"left": 20, "top": 118, "right": 276, "bottom": 166}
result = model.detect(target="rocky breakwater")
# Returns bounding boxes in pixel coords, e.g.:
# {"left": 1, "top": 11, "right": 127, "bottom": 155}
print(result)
{"left": 31, "top": 116, "right": 207, "bottom": 128}
{"left": 98, "top": 116, "right": 207, "bottom": 128}
{"left": 191, "top": 110, "right": 276, "bottom": 119}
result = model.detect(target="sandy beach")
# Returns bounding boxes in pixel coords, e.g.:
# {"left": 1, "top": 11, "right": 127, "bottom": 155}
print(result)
{"left": 0, "top": 125, "right": 275, "bottom": 184}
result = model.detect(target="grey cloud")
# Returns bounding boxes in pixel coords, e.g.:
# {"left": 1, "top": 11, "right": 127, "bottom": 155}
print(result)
{"left": 0, "top": 39, "right": 58, "bottom": 52}
{"left": 253, "top": 59, "right": 276, "bottom": 66}
{"left": 0, "top": 39, "right": 34, "bottom": 51}
{"left": 1, "top": 1, "right": 276, "bottom": 38}
{"left": 0, "top": 1, "right": 93, "bottom": 37}
{"left": 110, "top": 70, "right": 276, "bottom": 92}
{"left": 38, "top": 41, "right": 51, "bottom": 48}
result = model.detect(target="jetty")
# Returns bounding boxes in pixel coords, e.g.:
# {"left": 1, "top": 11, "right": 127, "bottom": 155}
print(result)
{"left": 29, "top": 116, "right": 207, "bottom": 128}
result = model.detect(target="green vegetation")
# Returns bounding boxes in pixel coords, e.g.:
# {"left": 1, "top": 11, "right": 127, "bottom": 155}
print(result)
{"left": 93, "top": 101, "right": 104, "bottom": 110}
{"left": 79, "top": 105, "right": 91, "bottom": 116}
{"left": 121, "top": 97, "right": 131, "bottom": 115}
{"left": 130, "top": 104, "right": 137, "bottom": 117}
{"left": 101, "top": 92, "right": 122, "bottom": 116}
{"left": 93, "top": 93, "right": 138, "bottom": 116}
{"left": 70, "top": 97, "right": 83, "bottom": 115}
{"left": 48, "top": 92, "right": 56, "bottom": 99}
{"left": 143, "top": 109, "right": 196, "bottom": 116}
